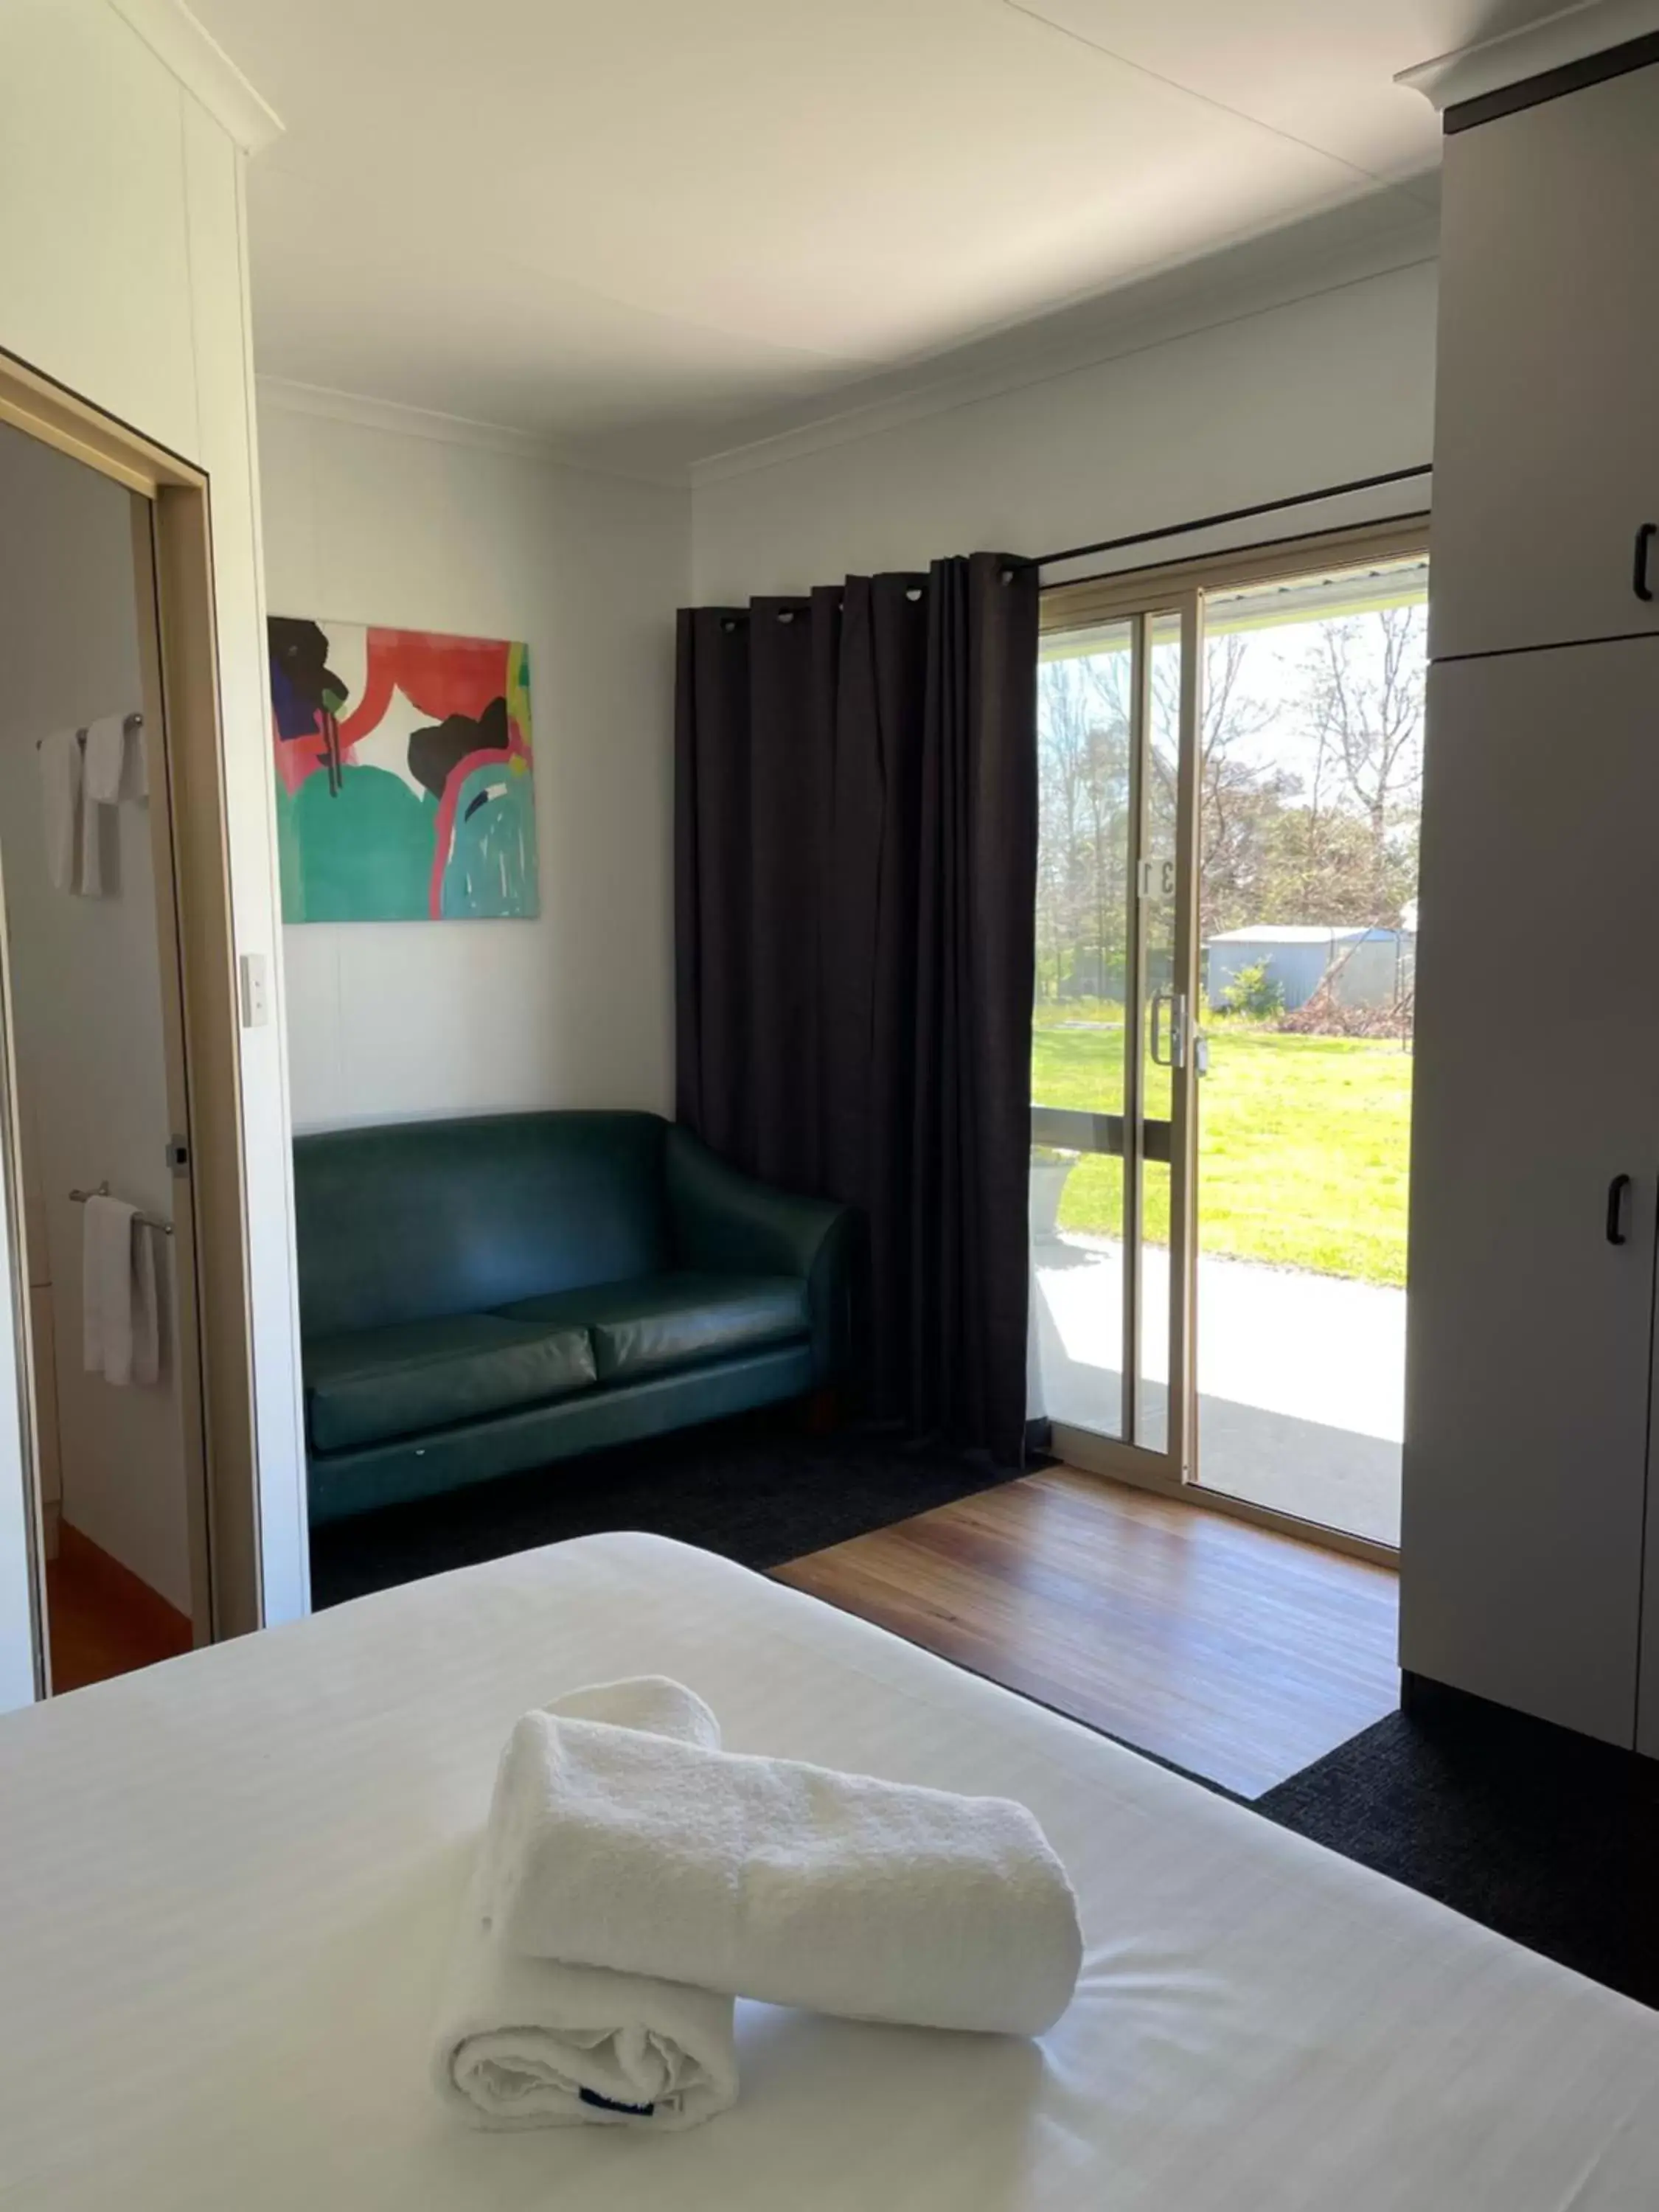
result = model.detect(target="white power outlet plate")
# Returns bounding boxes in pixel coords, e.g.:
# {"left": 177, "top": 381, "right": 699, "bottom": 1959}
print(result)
{"left": 239, "top": 951, "right": 269, "bottom": 1029}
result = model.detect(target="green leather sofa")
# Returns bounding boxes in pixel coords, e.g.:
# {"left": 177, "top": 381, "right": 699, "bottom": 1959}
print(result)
{"left": 294, "top": 1110, "right": 851, "bottom": 1524}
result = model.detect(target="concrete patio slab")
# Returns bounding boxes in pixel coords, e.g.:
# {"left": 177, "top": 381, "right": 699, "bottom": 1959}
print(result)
{"left": 1032, "top": 1234, "right": 1403, "bottom": 1546}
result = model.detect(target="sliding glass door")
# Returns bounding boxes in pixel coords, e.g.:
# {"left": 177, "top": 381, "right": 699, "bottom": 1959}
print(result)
{"left": 1188, "top": 559, "right": 1425, "bottom": 1545}
{"left": 1030, "top": 529, "right": 1428, "bottom": 1548}
{"left": 1029, "top": 597, "right": 1200, "bottom": 1487}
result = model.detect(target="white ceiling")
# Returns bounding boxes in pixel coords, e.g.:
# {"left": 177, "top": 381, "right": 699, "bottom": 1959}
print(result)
{"left": 191, "top": 0, "right": 1556, "bottom": 472}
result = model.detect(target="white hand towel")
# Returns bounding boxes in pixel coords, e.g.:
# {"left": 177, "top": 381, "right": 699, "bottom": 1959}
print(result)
{"left": 81, "top": 1196, "right": 159, "bottom": 1388}
{"left": 486, "top": 1711, "right": 1083, "bottom": 2037}
{"left": 39, "top": 729, "right": 81, "bottom": 892}
{"left": 129, "top": 1214, "right": 159, "bottom": 1388}
{"left": 83, "top": 715, "right": 127, "bottom": 804}
{"left": 78, "top": 748, "right": 102, "bottom": 900}
{"left": 431, "top": 1677, "right": 738, "bottom": 2132}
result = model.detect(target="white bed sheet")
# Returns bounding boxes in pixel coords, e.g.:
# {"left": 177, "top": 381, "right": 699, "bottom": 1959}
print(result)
{"left": 1, "top": 1531, "right": 1655, "bottom": 2211}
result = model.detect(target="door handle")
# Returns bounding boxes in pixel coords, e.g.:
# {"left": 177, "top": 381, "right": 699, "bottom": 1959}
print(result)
{"left": 1149, "top": 990, "right": 1187, "bottom": 1069}
{"left": 1635, "top": 524, "right": 1656, "bottom": 604}
{"left": 1607, "top": 1173, "right": 1632, "bottom": 1246}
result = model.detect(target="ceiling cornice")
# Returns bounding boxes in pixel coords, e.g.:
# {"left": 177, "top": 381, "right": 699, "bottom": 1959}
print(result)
{"left": 257, "top": 188, "right": 1440, "bottom": 493}
{"left": 1398, "top": 0, "right": 1659, "bottom": 110}
{"left": 689, "top": 195, "right": 1439, "bottom": 488}
{"left": 107, "top": 0, "right": 283, "bottom": 152}
{"left": 254, "top": 376, "right": 687, "bottom": 490}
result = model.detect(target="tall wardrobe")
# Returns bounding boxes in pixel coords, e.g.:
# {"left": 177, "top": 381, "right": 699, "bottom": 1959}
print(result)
{"left": 1402, "top": 13, "right": 1659, "bottom": 1753}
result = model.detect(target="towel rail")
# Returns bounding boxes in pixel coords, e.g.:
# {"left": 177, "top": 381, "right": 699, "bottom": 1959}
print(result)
{"left": 69, "top": 1183, "right": 173, "bottom": 1236}
{"left": 35, "top": 713, "right": 144, "bottom": 751}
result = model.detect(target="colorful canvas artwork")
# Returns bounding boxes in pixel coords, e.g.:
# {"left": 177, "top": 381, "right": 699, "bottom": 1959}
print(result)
{"left": 269, "top": 618, "right": 539, "bottom": 922}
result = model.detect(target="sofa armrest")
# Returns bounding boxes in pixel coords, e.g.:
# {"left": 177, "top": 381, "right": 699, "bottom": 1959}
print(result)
{"left": 664, "top": 1126, "right": 852, "bottom": 1385}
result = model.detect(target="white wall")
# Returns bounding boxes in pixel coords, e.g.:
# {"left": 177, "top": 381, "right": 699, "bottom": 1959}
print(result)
{"left": 0, "top": 427, "right": 192, "bottom": 1614}
{"left": 0, "top": 0, "right": 307, "bottom": 1700}
{"left": 258, "top": 395, "right": 689, "bottom": 1133}
{"left": 692, "top": 258, "right": 1439, "bottom": 598}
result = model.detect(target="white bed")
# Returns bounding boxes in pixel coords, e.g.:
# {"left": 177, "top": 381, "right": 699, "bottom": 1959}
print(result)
{"left": 1, "top": 1533, "right": 1655, "bottom": 2210}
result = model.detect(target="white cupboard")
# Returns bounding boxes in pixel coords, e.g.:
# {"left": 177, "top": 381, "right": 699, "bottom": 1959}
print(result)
{"left": 1404, "top": 639, "right": 1659, "bottom": 1744}
{"left": 1430, "top": 59, "right": 1659, "bottom": 664}
{"left": 1402, "top": 29, "right": 1659, "bottom": 1751}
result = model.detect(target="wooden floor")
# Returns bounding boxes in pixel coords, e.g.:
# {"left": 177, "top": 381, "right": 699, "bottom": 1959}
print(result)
{"left": 46, "top": 1525, "right": 192, "bottom": 1694}
{"left": 776, "top": 1467, "right": 1399, "bottom": 1798}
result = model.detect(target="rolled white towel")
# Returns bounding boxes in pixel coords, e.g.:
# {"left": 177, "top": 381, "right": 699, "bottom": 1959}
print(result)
{"left": 484, "top": 1711, "right": 1082, "bottom": 2037}
{"left": 431, "top": 1678, "right": 738, "bottom": 2132}
{"left": 434, "top": 1891, "right": 737, "bottom": 2131}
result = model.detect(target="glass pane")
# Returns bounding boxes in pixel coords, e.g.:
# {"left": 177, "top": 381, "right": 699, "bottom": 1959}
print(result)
{"left": 1192, "top": 557, "right": 1427, "bottom": 1544}
{"left": 1134, "top": 613, "right": 1182, "bottom": 1452}
{"left": 1030, "top": 618, "right": 1133, "bottom": 1440}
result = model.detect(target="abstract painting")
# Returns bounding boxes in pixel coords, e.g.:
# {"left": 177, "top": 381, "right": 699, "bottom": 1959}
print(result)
{"left": 269, "top": 618, "right": 538, "bottom": 922}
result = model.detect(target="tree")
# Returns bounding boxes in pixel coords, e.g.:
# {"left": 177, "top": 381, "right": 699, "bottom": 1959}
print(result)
{"left": 1150, "top": 632, "right": 1295, "bottom": 942}
{"left": 1036, "top": 649, "right": 1132, "bottom": 1000}
{"left": 1256, "top": 804, "right": 1399, "bottom": 931}
{"left": 1035, "top": 601, "right": 1427, "bottom": 1020}
{"left": 1293, "top": 605, "right": 1426, "bottom": 929}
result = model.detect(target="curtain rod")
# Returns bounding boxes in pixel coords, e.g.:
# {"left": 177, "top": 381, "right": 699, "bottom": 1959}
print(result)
{"left": 1010, "top": 463, "right": 1433, "bottom": 574}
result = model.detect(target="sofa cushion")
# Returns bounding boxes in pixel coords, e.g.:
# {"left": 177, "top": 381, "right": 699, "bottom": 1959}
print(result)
{"left": 305, "top": 1315, "right": 597, "bottom": 1455}
{"left": 493, "top": 1270, "right": 808, "bottom": 1384}
{"left": 293, "top": 1112, "right": 670, "bottom": 1339}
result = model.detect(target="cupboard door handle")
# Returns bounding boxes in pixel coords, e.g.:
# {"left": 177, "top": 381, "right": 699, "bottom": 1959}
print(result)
{"left": 1607, "top": 1174, "right": 1632, "bottom": 1246}
{"left": 1635, "top": 524, "right": 1656, "bottom": 603}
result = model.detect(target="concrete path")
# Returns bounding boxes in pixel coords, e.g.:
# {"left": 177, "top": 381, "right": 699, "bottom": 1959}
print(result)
{"left": 1032, "top": 1235, "right": 1404, "bottom": 1546}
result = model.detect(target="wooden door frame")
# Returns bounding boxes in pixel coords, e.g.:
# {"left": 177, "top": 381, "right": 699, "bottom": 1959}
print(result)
{"left": 0, "top": 345, "right": 260, "bottom": 1690}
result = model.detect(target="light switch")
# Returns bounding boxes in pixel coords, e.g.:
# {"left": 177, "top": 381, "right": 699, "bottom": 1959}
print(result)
{"left": 240, "top": 952, "right": 269, "bottom": 1029}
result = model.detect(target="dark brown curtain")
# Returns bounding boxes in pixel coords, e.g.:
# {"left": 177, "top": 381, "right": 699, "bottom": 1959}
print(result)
{"left": 675, "top": 551, "right": 1038, "bottom": 1467}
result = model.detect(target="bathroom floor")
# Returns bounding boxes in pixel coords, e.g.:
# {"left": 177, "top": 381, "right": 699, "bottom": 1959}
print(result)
{"left": 45, "top": 1526, "right": 191, "bottom": 1694}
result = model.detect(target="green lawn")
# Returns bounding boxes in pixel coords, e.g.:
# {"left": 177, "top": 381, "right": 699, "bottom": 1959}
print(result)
{"left": 1032, "top": 1010, "right": 1412, "bottom": 1287}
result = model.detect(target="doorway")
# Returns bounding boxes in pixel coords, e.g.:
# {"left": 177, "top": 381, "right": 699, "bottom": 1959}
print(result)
{"left": 1029, "top": 521, "right": 1429, "bottom": 1554}
{"left": 0, "top": 350, "right": 262, "bottom": 1702}
{"left": 0, "top": 423, "right": 202, "bottom": 1686}
{"left": 0, "top": 421, "right": 209, "bottom": 1688}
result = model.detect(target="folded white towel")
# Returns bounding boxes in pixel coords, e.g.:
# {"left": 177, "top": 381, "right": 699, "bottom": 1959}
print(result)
{"left": 83, "top": 713, "right": 147, "bottom": 803}
{"left": 81, "top": 1195, "right": 159, "bottom": 1388}
{"left": 535, "top": 1676, "right": 722, "bottom": 1747}
{"left": 83, "top": 714, "right": 129, "bottom": 806}
{"left": 39, "top": 728, "right": 82, "bottom": 893}
{"left": 431, "top": 1678, "right": 738, "bottom": 2132}
{"left": 78, "top": 740, "right": 102, "bottom": 899}
{"left": 486, "top": 1710, "right": 1083, "bottom": 2037}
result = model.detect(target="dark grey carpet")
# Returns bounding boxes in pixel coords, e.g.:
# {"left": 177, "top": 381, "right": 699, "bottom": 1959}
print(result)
{"left": 308, "top": 1411, "right": 1015, "bottom": 1611}
{"left": 1258, "top": 1691, "right": 1659, "bottom": 2008}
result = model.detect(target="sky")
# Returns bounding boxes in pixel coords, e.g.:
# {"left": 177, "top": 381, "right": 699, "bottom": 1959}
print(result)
{"left": 1043, "top": 560, "right": 1429, "bottom": 789}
